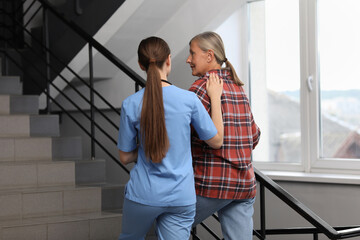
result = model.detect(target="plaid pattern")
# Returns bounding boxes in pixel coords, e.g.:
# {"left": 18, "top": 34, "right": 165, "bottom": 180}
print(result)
{"left": 189, "top": 69, "right": 260, "bottom": 199}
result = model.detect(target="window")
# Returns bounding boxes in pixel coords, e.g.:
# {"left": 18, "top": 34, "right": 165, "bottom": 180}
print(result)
{"left": 317, "top": 0, "right": 360, "bottom": 160}
{"left": 247, "top": 0, "right": 360, "bottom": 173}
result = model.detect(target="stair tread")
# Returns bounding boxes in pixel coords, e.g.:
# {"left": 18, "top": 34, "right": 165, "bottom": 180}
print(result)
{"left": 79, "top": 182, "right": 125, "bottom": 188}
{"left": 0, "top": 211, "right": 122, "bottom": 227}
{"left": 0, "top": 159, "right": 74, "bottom": 165}
{"left": 0, "top": 184, "right": 101, "bottom": 195}
{"left": 0, "top": 136, "right": 52, "bottom": 140}
{"left": 0, "top": 158, "right": 105, "bottom": 165}
{"left": 0, "top": 76, "right": 20, "bottom": 78}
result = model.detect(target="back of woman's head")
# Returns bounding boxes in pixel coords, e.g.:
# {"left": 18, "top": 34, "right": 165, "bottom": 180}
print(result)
{"left": 190, "top": 31, "right": 244, "bottom": 86}
{"left": 138, "top": 36, "right": 170, "bottom": 163}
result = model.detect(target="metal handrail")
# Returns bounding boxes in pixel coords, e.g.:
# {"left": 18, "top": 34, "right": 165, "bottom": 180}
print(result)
{"left": 1, "top": 5, "right": 122, "bottom": 116}
{"left": 0, "top": 10, "right": 120, "bottom": 152}
{"left": 0, "top": 49, "right": 130, "bottom": 174}
{"left": 36, "top": 0, "right": 145, "bottom": 88}
{"left": 254, "top": 168, "right": 360, "bottom": 240}
{"left": 0, "top": 0, "right": 138, "bottom": 170}
{"left": 192, "top": 168, "right": 360, "bottom": 240}
{"left": 0, "top": 23, "right": 119, "bottom": 129}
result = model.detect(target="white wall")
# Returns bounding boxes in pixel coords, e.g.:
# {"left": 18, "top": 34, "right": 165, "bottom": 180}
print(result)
{"left": 52, "top": 0, "right": 247, "bottom": 110}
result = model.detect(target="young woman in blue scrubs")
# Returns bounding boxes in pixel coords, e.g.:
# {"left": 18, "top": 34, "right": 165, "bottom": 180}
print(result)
{"left": 117, "top": 36, "right": 224, "bottom": 240}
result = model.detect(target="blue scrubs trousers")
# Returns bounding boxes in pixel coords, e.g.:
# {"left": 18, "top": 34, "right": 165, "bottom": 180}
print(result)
{"left": 119, "top": 198, "right": 195, "bottom": 240}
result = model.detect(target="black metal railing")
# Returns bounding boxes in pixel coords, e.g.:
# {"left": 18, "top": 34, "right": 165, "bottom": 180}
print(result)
{"left": 253, "top": 169, "right": 360, "bottom": 240}
{"left": 1, "top": 1, "right": 360, "bottom": 240}
{"left": 0, "top": 0, "right": 145, "bottom": 174}
{"left": 192, "top": 168, "right": 360, "bottom": 240}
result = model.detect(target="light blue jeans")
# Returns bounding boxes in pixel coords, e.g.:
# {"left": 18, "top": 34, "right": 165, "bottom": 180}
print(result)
{"left": 193, "top": 196, "right": 255, "bottom": 240}
{"left": 118, "top": 198, "right": 195, "bottom": 240}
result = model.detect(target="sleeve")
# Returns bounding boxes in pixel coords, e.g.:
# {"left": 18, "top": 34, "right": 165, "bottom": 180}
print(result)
{"left": 117, "top": 101, "right": 138, "bottom": 152}
{"left": 189, "top": 79, "right": 211, "bottom": 113}
{"left": 191, "top": 94, "right": 218, "bottom": 141}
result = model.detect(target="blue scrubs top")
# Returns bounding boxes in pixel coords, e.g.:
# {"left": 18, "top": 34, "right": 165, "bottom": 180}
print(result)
{"left": 117, "top": 85, "right": 217, "bottom": 207}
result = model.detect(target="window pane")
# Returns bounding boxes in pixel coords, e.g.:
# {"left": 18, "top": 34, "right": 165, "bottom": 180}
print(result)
{"left": 318, "top": 0, "right": 360, "bottom": 159}
{"left": 248, "top": 0, "right": 301, "bottom": 163}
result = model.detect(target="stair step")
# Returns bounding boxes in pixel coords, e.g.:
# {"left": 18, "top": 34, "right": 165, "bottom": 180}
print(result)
{"left": 0, "top": 76, "right": 22, "bottom": 95}
{"left": 101, "top": 184, "right": 125, "bottom": 212}
{"left": 52, "top": 136, "right": 83, "bottom": 160}
{"left": 30, "top": 115, "right": 60, "bottom": 137}
{"left": 74, "top": 159, "right": 106, "bottom": 184}
{"left": 79, "top": 183, "right": 126, "bottom": 212}
{"left": 0, "top": 115, "right": 29, "bottom": 137}
{"left": 0, "top": 115, "right": 59, "bottom": 137}
{"left": 0, "top": 136, "right": 82, "bottom": 161}
{"left": 0, "top": 185, "right": 101, "bottom": 220}
{"left": 0, "top": 95, "right": 39, "bottom": 115}
{"left": 0, "top": 71, "right": 121, "bottom": 239}
{"left": 0, "top": 137, "right": 52, "bottom": 161}
{"left": 0, "top": 160, "right": 75, "bottom": 190}
{"left": 0, "top": 211, "right": 122, "bottom": 240}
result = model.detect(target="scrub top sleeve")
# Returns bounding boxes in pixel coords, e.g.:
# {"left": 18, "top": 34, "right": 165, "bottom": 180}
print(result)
{"left": 191, "top": 94, "right": 218, "bottom": 141}
{"left": 117, "top": 102, "right": 137, "bottom": 152}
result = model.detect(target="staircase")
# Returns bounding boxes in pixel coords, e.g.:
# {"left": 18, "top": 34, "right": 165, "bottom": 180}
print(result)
{"left": 0, "top": 72, "right": 123, "bottom": 239}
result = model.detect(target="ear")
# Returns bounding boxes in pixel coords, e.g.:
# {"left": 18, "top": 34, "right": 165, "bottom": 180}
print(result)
{"left": 138, "top": 61, "right": 146, "bottom": 71}
{"left": 207, "top": 50, "right": 214, "bottom": 63}
{"left": 166, "top": 54, "right": 171, "bottom": 66}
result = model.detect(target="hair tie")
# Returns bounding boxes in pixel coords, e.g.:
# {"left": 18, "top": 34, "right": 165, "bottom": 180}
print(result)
{"left": 223, "top": 58, "right": 228, "bottom": 63}
{"left": 149, "top": 58, "right": 156, "bottom": 64}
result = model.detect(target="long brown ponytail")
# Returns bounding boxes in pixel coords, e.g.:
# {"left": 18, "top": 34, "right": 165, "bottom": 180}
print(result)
{"left": 190, "top": 31, "right": 244, "bottom": 86}
{"left": 138, "top": 37, "right": 170, "bottom": 163}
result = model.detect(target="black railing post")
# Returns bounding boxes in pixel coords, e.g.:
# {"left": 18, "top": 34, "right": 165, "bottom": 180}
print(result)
{"left": 313, "top": 233, "right": 318, "bottom": 240}
{"left": 260, "top": 183, "right": 266, "bottom": 239}
{"left": 135, "top": 82, "right": 139, "bottom": 92}
{"left": 4, "top": 41, "right": 9, "bottom": 75}
{"left": 42, "top": 5, "right": 51, "bottom": 113}
{"left": 88, "top": 43, "right": 95, "bottom": 160}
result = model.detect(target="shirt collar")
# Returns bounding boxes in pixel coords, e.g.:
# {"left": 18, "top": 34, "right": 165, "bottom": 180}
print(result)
{"left": 203, "top": 68, "right": 231, "bottom": 78}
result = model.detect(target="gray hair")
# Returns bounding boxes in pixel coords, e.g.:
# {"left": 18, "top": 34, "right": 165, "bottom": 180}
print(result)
{"left": 190, "top": 31, "right": 244, "bottom": 86}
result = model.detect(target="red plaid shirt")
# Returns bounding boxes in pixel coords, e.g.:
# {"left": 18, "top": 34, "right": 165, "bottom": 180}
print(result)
{"left": 189, "top": 69, "right": 260, "bottom": 199}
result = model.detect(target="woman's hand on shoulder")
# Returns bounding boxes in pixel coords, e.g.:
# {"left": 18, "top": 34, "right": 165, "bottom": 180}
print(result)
{"left": 206, "top": 73, "right": 223, "bottom": 100}
{"left": 204, "top": 73, "right": 224, "bottom": 149}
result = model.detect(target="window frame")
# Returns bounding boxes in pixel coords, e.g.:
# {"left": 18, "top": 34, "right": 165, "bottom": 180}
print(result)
{"left": 245, "top": 0, "right": 360, "bottom": 174}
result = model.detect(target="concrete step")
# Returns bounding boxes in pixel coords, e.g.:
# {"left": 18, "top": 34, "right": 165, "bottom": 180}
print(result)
{"left": 0, "top": 76, "right": 22, "bottom": 95}
{"left": 30, "top": 115, "right": 60, "bottom": 137}
{"left": 0, "top": 160, "right": 75, "bottom": 190}
{"left": 0, "top": 185, "right": 101, "bottom": 220}
{"left": 73, "top": 159, "right": 106, "bottom": 185}
{"left": 101, "top": 184, "right": 125, "bottom": 212}
{"left": 80, "top": 183, "right": 125, "bottom": 212}
{"left": 0, "top": 115, "right": 59, "bottom": 137}
{"left": 52, "top": 136, "right": 82, "bottom": 160}
{"left": 0, "top": 137, "right": 52, "bottom": 161}
{"left": 0, "top": 136, "right": 82, "bottom": 161}
{"left": 0, "top": 211, "right": 122, "bottom": 240}
{"left": 0, "top": 95, "right": 39, "bottom": 115}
